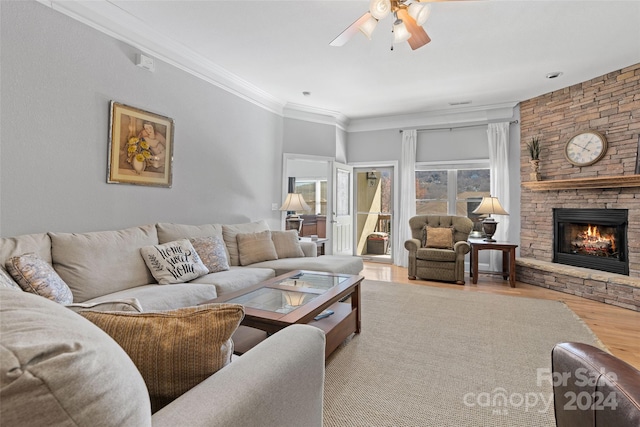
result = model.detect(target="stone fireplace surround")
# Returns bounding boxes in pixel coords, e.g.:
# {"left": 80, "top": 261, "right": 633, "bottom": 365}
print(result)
{"left": 515, "top": 64, "right": 640, "bottom": 312}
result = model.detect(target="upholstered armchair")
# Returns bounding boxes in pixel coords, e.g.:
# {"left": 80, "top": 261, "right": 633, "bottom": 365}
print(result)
{"left": 404, "top": 215, "right": 474, "bottom": 284}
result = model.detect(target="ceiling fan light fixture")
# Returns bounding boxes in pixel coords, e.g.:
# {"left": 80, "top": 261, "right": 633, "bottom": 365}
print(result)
{"left": 369, "top": 0, "right": 391, "bottom": 20}
{"left": 392, "top": 18, "right": 411, "bottom": 43}
{"left": 408, "top": 3, "right": 431, "bottom": 26}
{"left": 359, "top": 13, "right": 379, "bottom": 39}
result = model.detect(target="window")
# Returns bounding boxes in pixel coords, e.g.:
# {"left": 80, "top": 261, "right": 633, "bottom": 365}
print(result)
{"left": 415, "top": 161, "right": 490, "bottom": 232}
{"left": 295, "top": 180, "right": 327, "bottom": 215}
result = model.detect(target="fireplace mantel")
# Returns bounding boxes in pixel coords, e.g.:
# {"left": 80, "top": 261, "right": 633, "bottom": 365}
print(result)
{"left": 522, "top": 175, "right": 640, "bottom": 191}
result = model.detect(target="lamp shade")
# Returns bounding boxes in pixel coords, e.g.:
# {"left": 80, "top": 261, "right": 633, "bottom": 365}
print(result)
{"left": 369, "top": 0, "right": 391, "bottom": 20}
{"left": 359, "top": 13, "right": 378, "bottom": 39}
{"left": 472, "top": 196, "right": 509, "bottom": 216}
{"left": 392, "top": 19, "right": 411, "bottom": 43}
{"left": 279, "top": 193, "right": 311, "bottom": 212}
{"left": 408, "top": 3, "right": 431, "bottom": 26}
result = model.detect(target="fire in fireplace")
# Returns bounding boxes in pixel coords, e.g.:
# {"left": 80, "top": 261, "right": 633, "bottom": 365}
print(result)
{"left": 570, "top": 224, "right": 617, "bottom": 257}
{"left": 553, "top": 208, "right": 628, "bottom": 275}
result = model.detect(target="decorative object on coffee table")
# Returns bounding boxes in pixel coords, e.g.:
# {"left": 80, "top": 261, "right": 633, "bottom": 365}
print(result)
{"left": 472, "top": 196, "right": 509, "bottom": 242}
{"left": 280, "top": 193, "right": 311, "bottom": 232}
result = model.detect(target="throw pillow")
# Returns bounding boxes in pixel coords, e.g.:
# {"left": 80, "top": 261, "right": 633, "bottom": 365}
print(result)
{"left": 425, "top": 226, "right": 455, "bottom": 249}
{"left": 80, "top": 303, "right": 244, "bottom": 413}
{"left": 271, "top": 230, "right": 305, "bottom": 259}
{"left": 190, "top": 235, "right": 230, "bottom": 273}
{"left": 221, "top": 220, "right": 270, "bottom": 266}
{"left": 0, "top": 288, "right": 152, "bottom": 426}
{"left": 0, "top": 267, "right": 21, "bottom": 291}
{"left": 140, "top": 239, "right": 209, "bottom": 285}
{"left": 5, "top": 253, "right": 73, "bottom": 304}
{"left": 65, "top": 298, "right": 143, "bottom": 313}
{"left": 237, "top": 230, "right": 278, "bottom": 266}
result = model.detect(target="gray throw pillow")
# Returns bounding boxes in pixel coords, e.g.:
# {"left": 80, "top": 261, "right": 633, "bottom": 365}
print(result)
{"left": 190, "top": 235, "right": 230, "bottom": 273}
{"left": 5, "top": 253, "right": 73, "bottom": 304}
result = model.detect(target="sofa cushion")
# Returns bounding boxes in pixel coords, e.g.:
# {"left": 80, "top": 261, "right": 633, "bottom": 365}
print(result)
{"left": 222, "top": 220, "right": 270, "bottom": 266}
{"left": 416, "top": 247, "right": 457, "bottom": 262}
{"left": 156, "top": 222, "right": 223, "bottom": 244}
{"left": 424, "top": 226, "right": 454, "bottom": 249}
{"left": 82, "top": 283, "right": 219, "bottom": 311}
{"left": 0, "top": 232, "right": 52, "bottom": 266}
{"left": 237, "top": 230, "right": 278, "bottom": 266}
{"left": 189, "top": 267, "right": 275, "bottom": 296}
{"left": 65, "top": 298, "right": 143, "bottom": 313}
{"left": 190, "top": 235, "right": 230, "bottom": 273}
{"left": 140, "top": 239, "right": 209, "bottom": 285}
{"left": 271, "top": 230, "right": 305, "bottom": 259}
{"left": 49, "top": 225, "right": 159, "bottom": 302}
{"left": 0, "top": 288, "right": 152, "bottom": 426}
{"left": 0, "top": 267, "right": 21, "bottom": 291}
{"left": 81, "top": 303, "right": 244, "bottom": 413}
{"left": 5, "top": 253, "right": 73, "bottom": 304}
{"left": 249, "top": 255, "right": 364, "bottom": 276}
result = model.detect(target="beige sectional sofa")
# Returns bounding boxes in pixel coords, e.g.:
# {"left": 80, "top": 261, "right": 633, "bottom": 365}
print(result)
{"left": 0, "top": 219, "right": 363, "bottom": 425}
{"left": 1, "top": 288, "right": 326, "bottom": 426}
{"left": 0, "top": 219, "right": 363, "bottom": 310}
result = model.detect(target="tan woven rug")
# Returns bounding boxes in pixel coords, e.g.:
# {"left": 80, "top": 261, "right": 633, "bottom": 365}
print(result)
{"left": 323, "top": 280, "right": 603, "bottom": 427}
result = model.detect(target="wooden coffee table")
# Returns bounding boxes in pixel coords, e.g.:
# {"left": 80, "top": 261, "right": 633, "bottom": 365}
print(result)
{"left": 209, "top": 270, "right": 363, "bottom": 358}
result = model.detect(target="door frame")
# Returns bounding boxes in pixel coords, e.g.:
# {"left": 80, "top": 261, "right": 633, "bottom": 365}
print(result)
{"left": 350, "top": 161, "right": 399, "bottom": 263}
{"left": 283, "top": 153, "right": 334, "bottom": 251}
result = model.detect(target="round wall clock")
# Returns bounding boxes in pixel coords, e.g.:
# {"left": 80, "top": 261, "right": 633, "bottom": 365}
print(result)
{"left": 564, "top": 130, "right": 608, "bottom": 166}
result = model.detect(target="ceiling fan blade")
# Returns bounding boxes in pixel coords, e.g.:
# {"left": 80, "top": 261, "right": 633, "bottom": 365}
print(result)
{"left": 397, "top": 9, "right": 431, "bottom": 50}
{"left": 329, "top": 12, "right": 371, "bottom": 47}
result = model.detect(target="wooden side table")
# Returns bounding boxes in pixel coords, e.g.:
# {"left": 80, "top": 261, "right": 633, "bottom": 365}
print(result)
{"left": 469, "top": 238, "right": 518, "bottom": 288}
{"left": 300, "top": 237, "right": 329, "bottom": 256}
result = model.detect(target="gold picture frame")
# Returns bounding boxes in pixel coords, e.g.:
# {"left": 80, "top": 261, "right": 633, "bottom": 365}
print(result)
{"left": 107, "top": 101, "right": 174, "bottom": 187}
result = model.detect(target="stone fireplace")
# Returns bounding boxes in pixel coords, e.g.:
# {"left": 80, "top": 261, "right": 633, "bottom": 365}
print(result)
{"left": 516, "top": 63, "right": 640, "bottom": 311}
{"left": 553, "top": 208, "right": 628, "bottom": 275}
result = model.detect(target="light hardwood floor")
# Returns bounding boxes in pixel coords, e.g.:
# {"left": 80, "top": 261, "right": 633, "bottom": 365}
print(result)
{"left": 362, "top": 261, "right": 640, "bottom": 370}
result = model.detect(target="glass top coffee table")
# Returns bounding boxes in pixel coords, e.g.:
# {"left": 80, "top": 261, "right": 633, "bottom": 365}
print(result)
{"left": 210, "top": 270, "right": 363, "bottom": 358}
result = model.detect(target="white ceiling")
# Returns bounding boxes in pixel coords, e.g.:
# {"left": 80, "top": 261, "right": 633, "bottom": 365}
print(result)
{"left": 46, "top": 0, "right": 640, "bottom": 126}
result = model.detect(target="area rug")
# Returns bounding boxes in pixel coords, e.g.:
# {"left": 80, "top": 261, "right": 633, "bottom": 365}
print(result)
{"left": 323, "top": 280, "right": 603, "bottom": 427}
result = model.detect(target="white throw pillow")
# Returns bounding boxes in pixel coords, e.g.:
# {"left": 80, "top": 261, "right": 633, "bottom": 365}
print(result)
{"left": 140, "top": 239, "right": 209, "bottom": 284}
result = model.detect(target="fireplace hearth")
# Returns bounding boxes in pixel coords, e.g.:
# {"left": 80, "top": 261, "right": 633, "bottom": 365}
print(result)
{"left": 553, "top": 208, "right": 629, "bottom": 275}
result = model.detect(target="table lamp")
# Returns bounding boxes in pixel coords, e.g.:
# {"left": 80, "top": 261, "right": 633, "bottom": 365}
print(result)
{"left": 472, "top": 196, "right": 509, "bottom": 242}
{"left": 279, "top": 193, "right": 311, "bottom": 232}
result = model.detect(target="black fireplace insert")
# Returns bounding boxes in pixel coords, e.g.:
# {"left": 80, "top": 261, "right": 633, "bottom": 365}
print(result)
{"left": 553, "top": 208, "right": 628, "bottom": 275}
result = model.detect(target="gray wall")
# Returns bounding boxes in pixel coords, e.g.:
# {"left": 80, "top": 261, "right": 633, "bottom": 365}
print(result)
{"left": 1, "top": 1, "right": 284, "bottom": 236}
{"left": 347, "top": 118, "right": 522, "bottom": 248}
{"left": 283, "top": 118, "right": 336, "bottom": 157}
{"left": 347, "top": 129, "right": 403, "bottom": 164}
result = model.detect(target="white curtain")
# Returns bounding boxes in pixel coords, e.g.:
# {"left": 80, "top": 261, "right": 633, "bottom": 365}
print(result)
{"left": 395, "top": 130, "right": 417, "bottom": 267}
{"left": 487, "top": 122, "right": 511, "bottom": 271}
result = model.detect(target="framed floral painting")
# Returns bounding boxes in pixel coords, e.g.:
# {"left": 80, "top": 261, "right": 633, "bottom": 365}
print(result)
{"left": 107, "top": 101, "right": 174, "bottom": 187}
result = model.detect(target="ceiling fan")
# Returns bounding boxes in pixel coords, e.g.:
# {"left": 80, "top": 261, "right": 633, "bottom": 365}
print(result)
{"left": 330, "top": 0, "right": 469, "bottom": 51}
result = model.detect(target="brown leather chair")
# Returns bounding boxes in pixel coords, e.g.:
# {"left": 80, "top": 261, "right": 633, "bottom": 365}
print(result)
{"left": 551, "top": 342, "right": 640, "bottom": 427}
{"left": 404, "top": 215, "right": 473, "bottom": 284}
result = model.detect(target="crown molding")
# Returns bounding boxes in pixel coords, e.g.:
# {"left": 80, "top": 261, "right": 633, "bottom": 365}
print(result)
{"left": 346, "top": 102, "right": 519, "bottom": 133}
{"left": 37, "top": 0, "right": 286, "bottom": 116}
{"left": 35, "top": 1, "right": 519, "bottom": 132}
{"left": 283, "top": 103, "right": 350, "bottom": 131}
